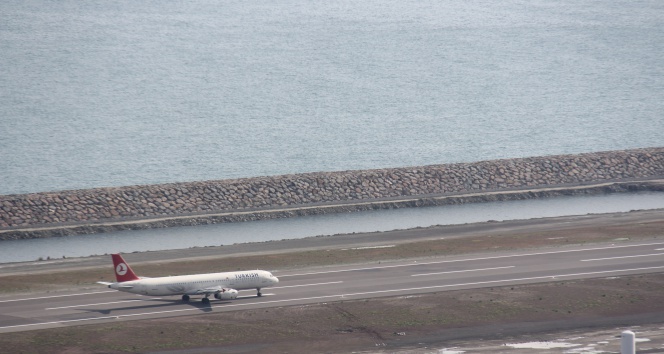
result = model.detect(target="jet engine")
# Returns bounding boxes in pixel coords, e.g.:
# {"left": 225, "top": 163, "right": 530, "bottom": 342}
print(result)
{"left": 214, "top": 288, "right": 238, "bottom": 300}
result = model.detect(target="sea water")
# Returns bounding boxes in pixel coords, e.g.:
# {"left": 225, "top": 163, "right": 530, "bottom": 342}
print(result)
{"left": 1, "top": 0, "right": 663, "bottom": 195}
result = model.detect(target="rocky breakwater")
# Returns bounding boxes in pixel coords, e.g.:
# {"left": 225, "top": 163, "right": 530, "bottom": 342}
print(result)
{"left": 1, "top": 147, "right": 664, "bottom": 240}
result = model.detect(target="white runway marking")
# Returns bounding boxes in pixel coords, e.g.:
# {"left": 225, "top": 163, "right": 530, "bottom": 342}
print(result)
{"left": 342, "top": 245, "right": 396, "bottom": 250}
{"left": 0, "top": 291, "right": 116, "bottom": 303}
{"left": 411, "top": 266, "right": 515, "bottom": 277}
{"left": 235, "top": 294, "right": 275, "bottom": 299}
{"left": 339, "top": 266, "right": 664, "bottom": 297}
{"left": 273, "top": 281, "right": 343, "bottom": 289}
{"left": 46, "top": 299, "right": 158, "bottom": 310}
{"left": 279, "top": 241, "right": 664, "bottom": 277}
{"left": 581, "top": 253, "right": 664, "bottom": 262}
{"left": 3, "top": 265, "right": 663, "bottom": 332}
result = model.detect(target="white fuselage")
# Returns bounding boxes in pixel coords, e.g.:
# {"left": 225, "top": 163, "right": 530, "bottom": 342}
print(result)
{"left": 108, "top": 270, "right": 278, "bottom": 296}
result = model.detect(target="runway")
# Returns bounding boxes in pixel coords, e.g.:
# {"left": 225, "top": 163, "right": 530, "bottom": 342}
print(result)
{"left": 1, "top": 240, "right": 663, "bottom": 333}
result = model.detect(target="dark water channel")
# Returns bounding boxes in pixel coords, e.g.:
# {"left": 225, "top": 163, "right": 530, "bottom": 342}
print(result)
{"left": 1, "top": 192, "right": 663, "bottom": 264}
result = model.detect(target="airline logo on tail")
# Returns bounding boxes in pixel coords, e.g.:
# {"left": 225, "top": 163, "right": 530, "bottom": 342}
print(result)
{"left": 116, "top": 263, "right": 128, "bottom": 276}
{"left": 111, "top": 254, "right": 140, "bottom": 282}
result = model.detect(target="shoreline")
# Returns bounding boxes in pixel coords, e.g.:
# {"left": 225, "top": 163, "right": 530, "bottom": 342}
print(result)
{"left": 3, "top": 147, "right": 664, "bottom": 239}
{"left": 1, "top": 206, "right": 662, "bottom": 274}
{"left": 2, "top": 179, "right": 663, "bottom": 241}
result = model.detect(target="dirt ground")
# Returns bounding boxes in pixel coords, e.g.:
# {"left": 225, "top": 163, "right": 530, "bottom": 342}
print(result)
{"left": 0, "top": 209, "right": 663, "bottom": 353}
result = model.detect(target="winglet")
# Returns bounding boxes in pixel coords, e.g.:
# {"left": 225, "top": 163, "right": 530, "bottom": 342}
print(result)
{"left": 111, "top": 254, "right": 140, "bottom": 282}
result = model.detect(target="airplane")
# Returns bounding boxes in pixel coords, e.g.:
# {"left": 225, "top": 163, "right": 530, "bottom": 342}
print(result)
{"left": 98, "top": 254, "right": 279, "bottom": 304}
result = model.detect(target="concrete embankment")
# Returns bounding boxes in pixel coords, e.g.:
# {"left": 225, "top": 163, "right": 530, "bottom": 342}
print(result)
{"left": 1, "top": 147, "right": 663, "bottom": 240}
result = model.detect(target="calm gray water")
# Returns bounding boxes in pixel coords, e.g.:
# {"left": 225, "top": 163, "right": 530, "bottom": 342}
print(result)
{"left": 1, "top": 0, "right": 663, "bottom": 195}
{"left": 1, "top": 192, "right": 663, "bottom": 263}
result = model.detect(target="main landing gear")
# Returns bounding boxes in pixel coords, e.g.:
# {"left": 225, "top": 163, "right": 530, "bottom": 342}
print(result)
{"left": 182, "top": 294, "right": 210, "bottom": 304}
{"left": 257, "top": 288, "right": 262, "bottom": 297}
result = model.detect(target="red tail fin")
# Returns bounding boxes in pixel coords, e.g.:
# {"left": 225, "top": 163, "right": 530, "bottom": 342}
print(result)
{"left": 111, "top": 254, "right": 140, "bottom": 282}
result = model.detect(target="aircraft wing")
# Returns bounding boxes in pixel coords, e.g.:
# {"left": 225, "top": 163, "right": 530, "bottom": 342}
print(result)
{"left": 97, "top": 281, "right": 133, "bottom": 289}
{"left": 189, "top": 286, "right": 224, "bottom": 296}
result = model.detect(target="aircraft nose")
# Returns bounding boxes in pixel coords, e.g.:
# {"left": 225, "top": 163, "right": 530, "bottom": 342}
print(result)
{"left": 272, "top": 276, "right": 279, "bottom": 284}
